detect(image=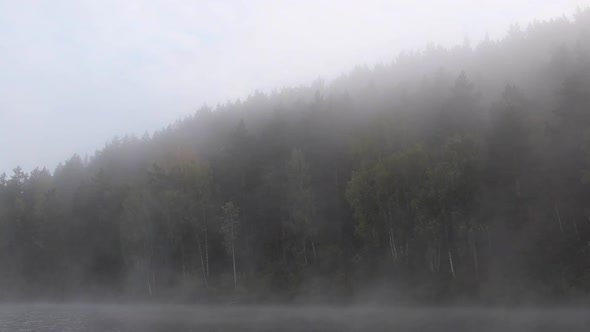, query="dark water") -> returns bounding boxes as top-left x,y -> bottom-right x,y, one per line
0,304 -> 589,331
